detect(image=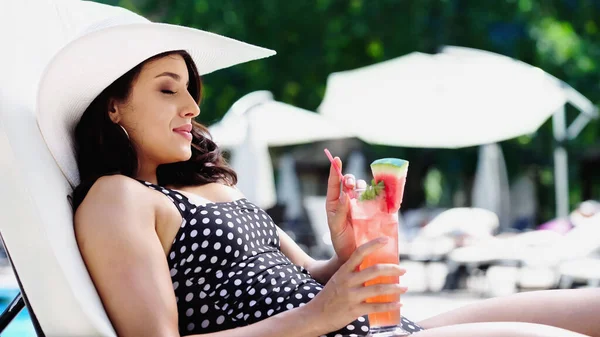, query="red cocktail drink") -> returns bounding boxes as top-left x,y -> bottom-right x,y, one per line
351,198 -> 401,327
350,159 -> 409,336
